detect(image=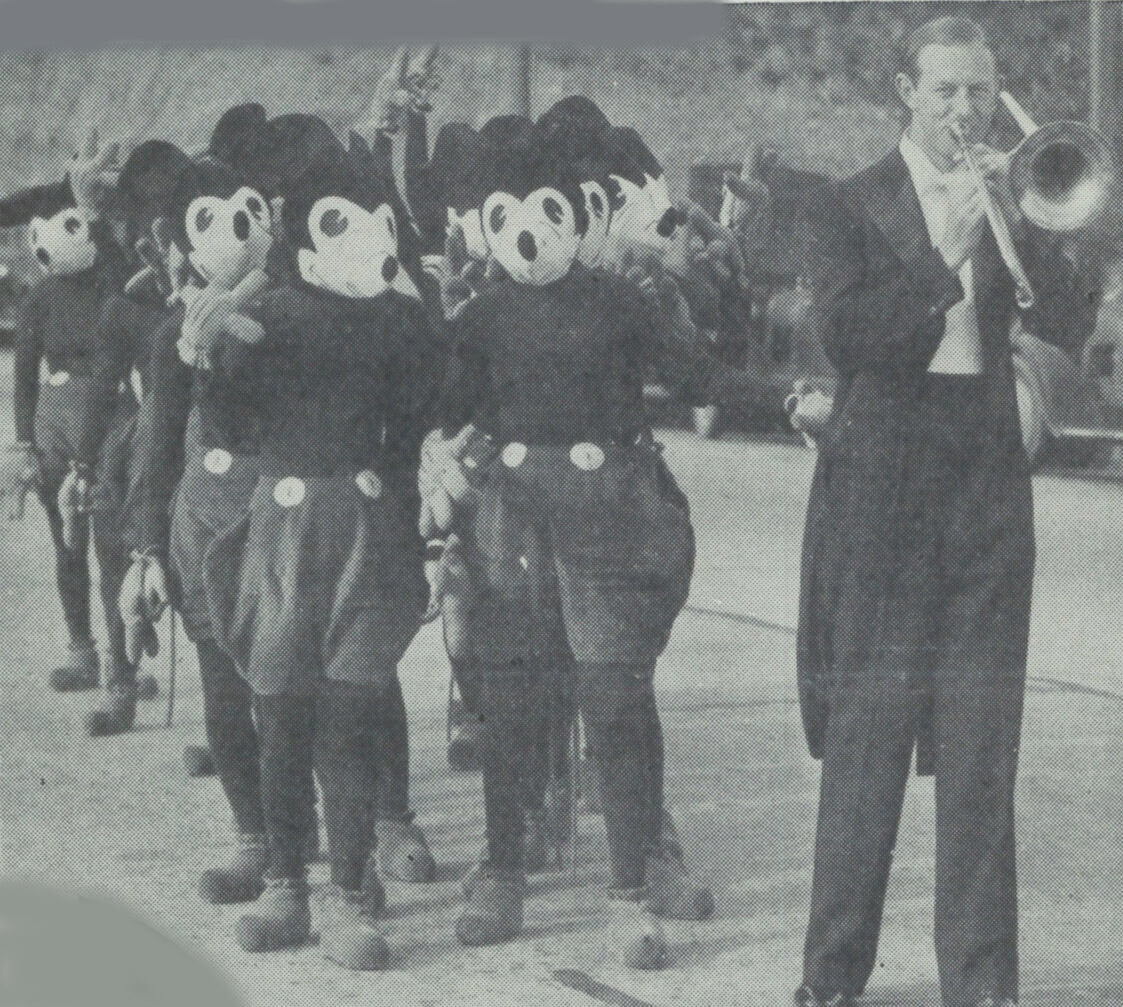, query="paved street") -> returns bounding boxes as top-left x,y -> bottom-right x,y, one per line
3,352 -> 1123,1006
